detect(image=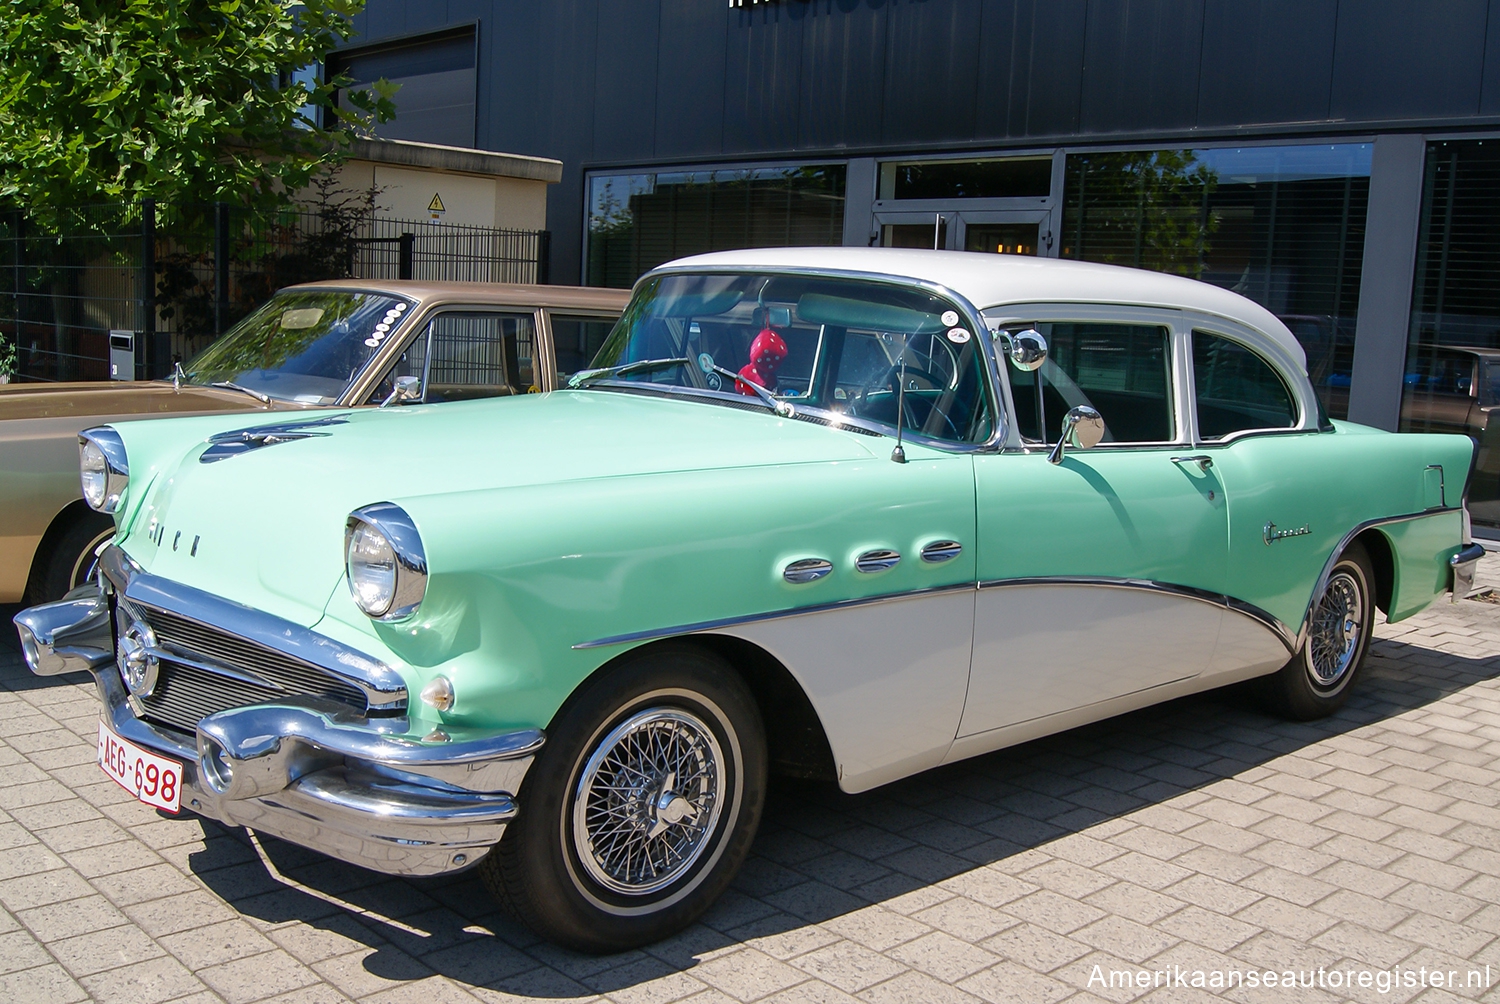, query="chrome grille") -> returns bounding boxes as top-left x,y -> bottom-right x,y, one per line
132,605 -> 367,734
